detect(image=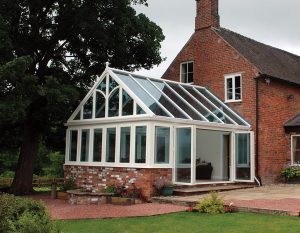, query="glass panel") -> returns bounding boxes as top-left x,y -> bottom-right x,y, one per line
235,133 -> 251,180
97,77 -> 107,93
135,126 -> 147,163
175,128 -> 191,183
196,88 -> 247,125
93,129 -> 102,162
188,62 -> 194,73
95,91 -> 105,118
122,90 -> 134,116
109,76 -> 118,93
114,72 -> 170,117
169,84 -> 216,121
235,76 -> 241,100
74,111 -> 81,120
293,137 -> 300,164
181,63 -> 187,75
108,88 -> 119,117
80,129 -> 90,162
120,127 -> 131,163
136,104 -> 146,115
69,130 -> 78,162
83,96 -> 93,119
135,77 -> 188,119
152,80 -> 203,121
187,73 -> 194,83
155,127 -> 170,164
106,128 -> 116,163
227,78 -> 233,100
